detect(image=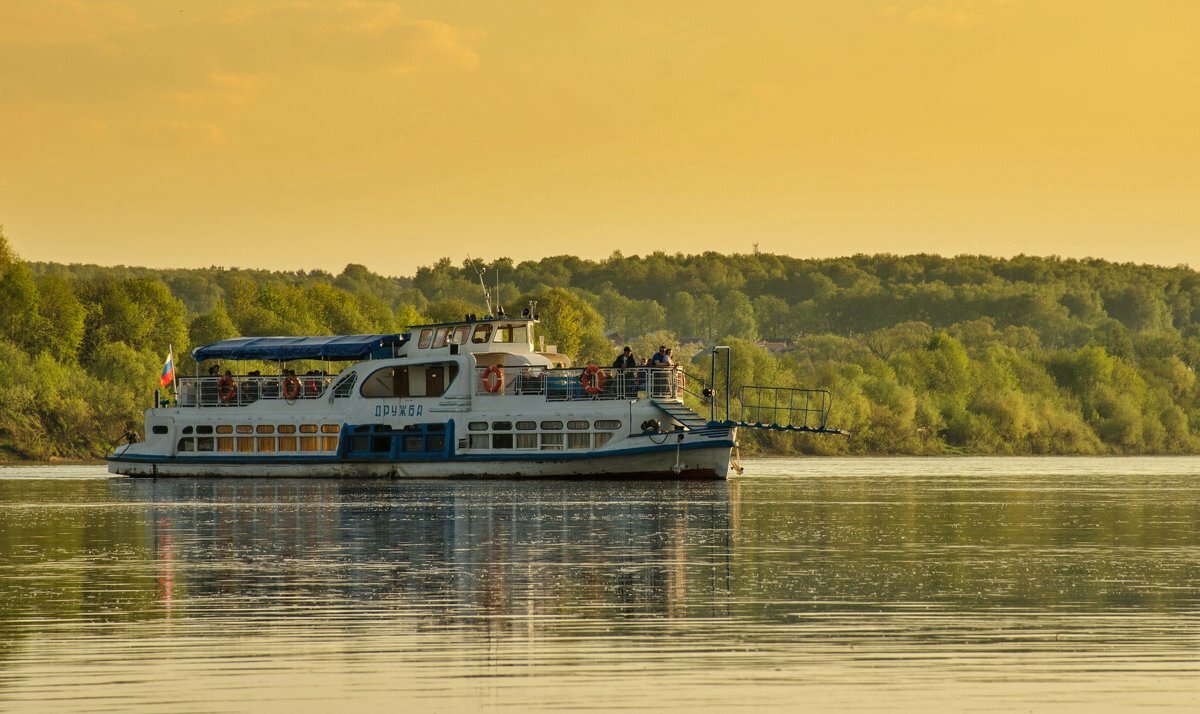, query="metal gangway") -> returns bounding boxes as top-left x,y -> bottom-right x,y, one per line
691,345 -> 846,434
